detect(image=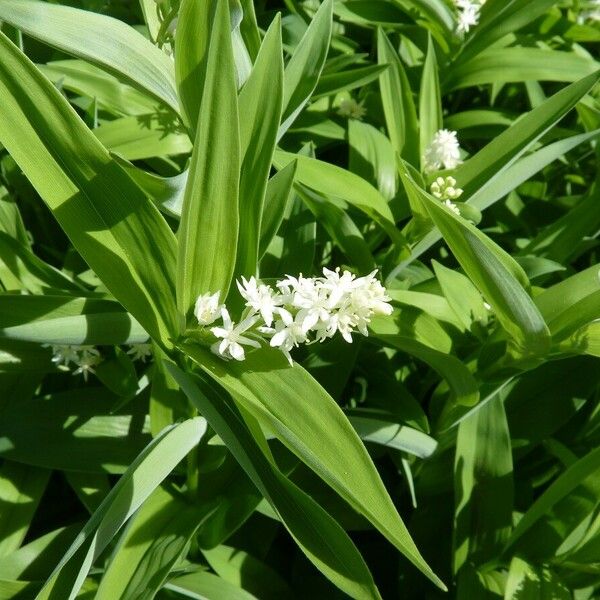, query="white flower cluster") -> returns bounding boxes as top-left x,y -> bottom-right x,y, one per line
47,342 -> 153,381
423,129 -> 463,173
48,344 -> 101,381
455,0 -> 487,34
194,268 -> 394,365
337,98 -> 367,120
